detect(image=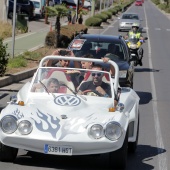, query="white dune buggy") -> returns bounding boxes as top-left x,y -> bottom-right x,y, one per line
0,56 -> 140,169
